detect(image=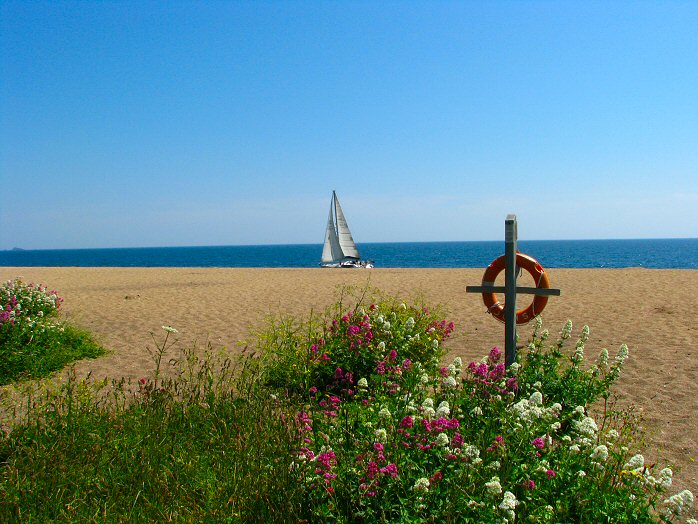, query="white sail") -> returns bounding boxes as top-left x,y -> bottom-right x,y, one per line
333,193 -> 360,260
321,205 -> 343,264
